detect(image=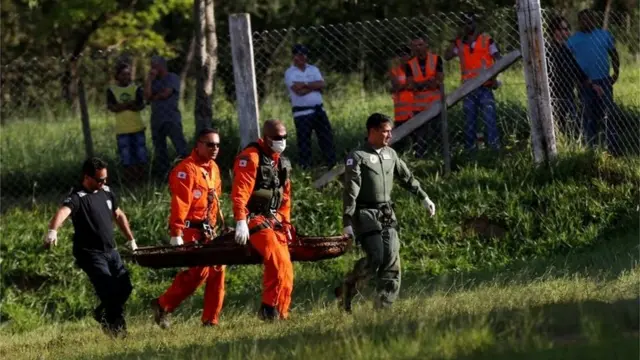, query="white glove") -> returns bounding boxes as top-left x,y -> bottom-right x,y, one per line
422,198 -> 436,217
343,226 -> 354,238
234,220 -> 249,246
170,236 -> 184,246
125,239 -> 138,251
44,229 -> 57,247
